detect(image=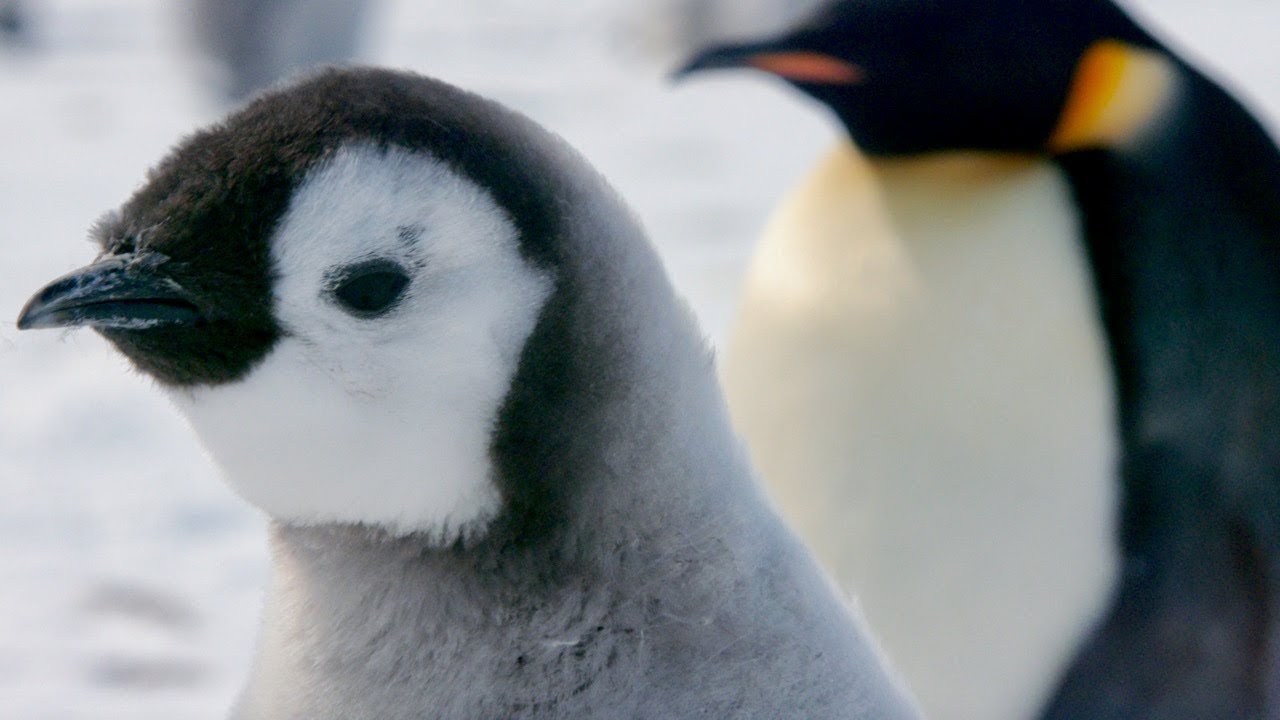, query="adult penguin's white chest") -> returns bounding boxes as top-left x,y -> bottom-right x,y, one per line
722,142 -> 1118,720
